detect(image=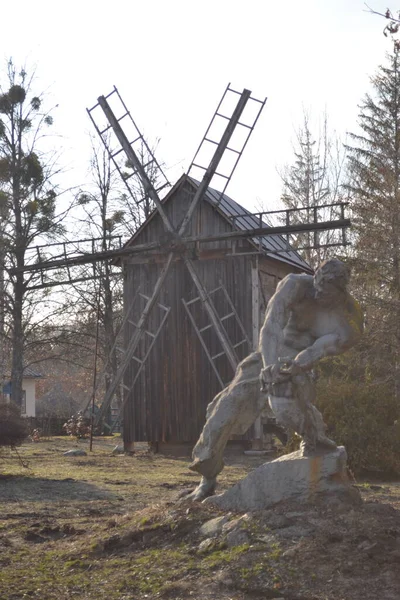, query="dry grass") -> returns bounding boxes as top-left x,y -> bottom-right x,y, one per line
1,437 -> 400,600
